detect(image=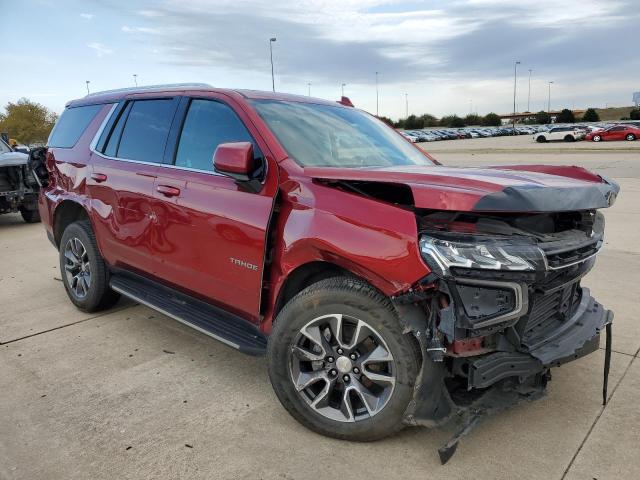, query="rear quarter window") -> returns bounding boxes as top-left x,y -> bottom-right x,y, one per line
48,104 -> 103,148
